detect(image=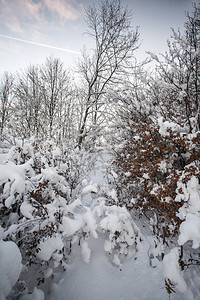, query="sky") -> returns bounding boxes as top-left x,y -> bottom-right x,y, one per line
0,0 -> 194,74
